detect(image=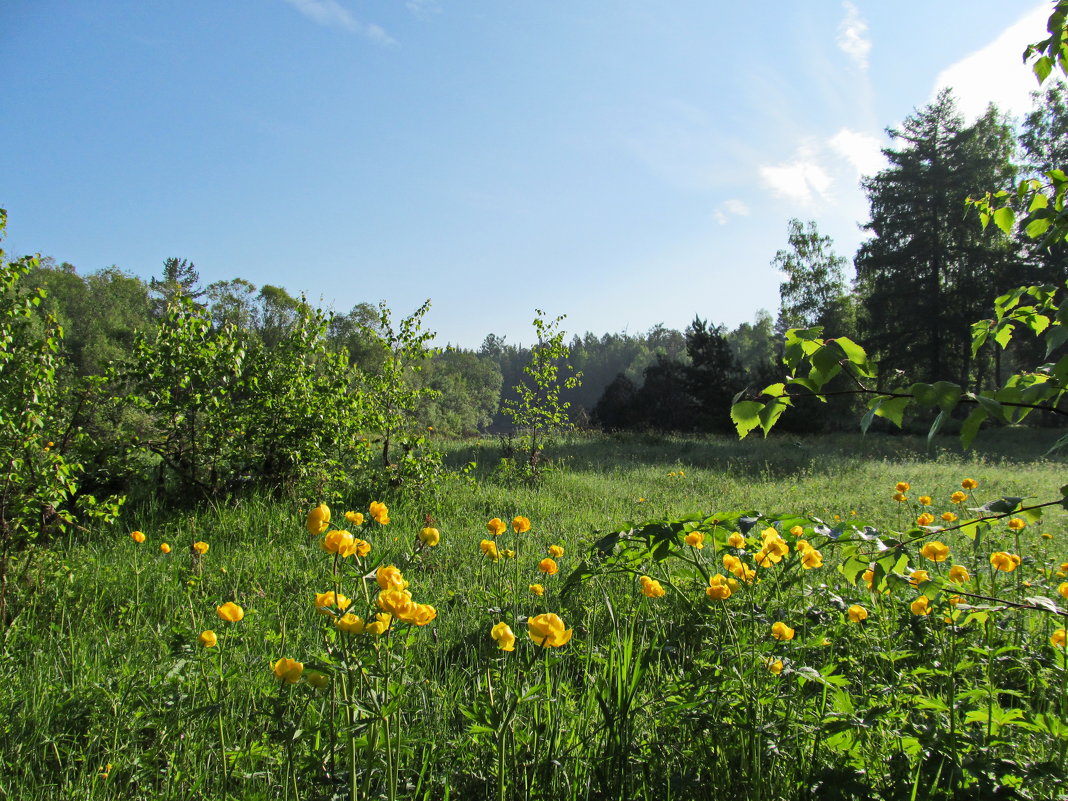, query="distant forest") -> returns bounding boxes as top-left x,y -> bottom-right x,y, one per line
14,87 -> 1068,453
